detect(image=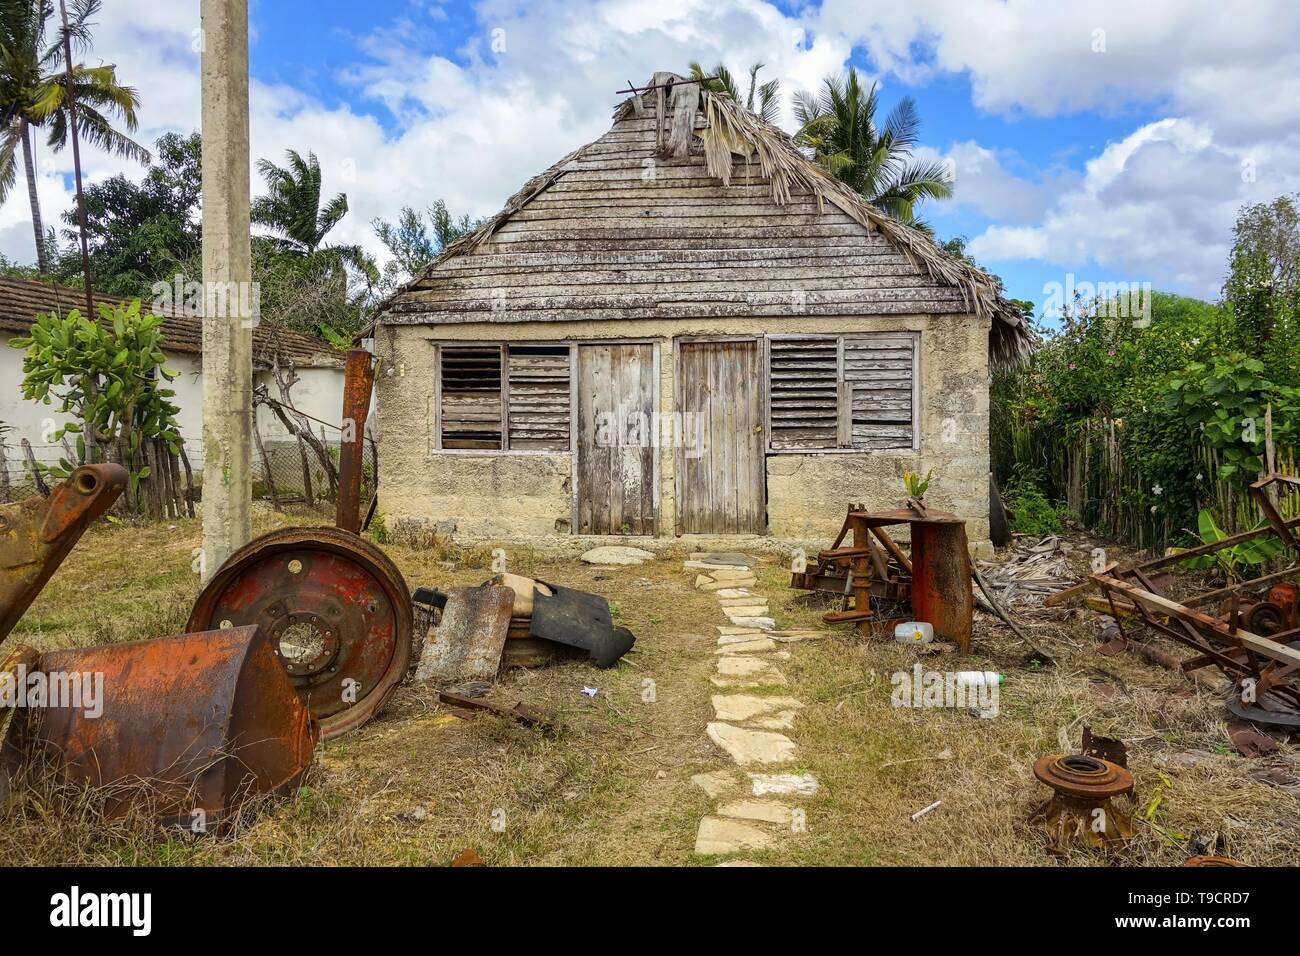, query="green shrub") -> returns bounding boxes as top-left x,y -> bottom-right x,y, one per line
1004,476 -> 1064,536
